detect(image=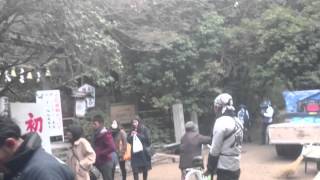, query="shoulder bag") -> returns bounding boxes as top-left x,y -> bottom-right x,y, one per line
72,148 -> 102,180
